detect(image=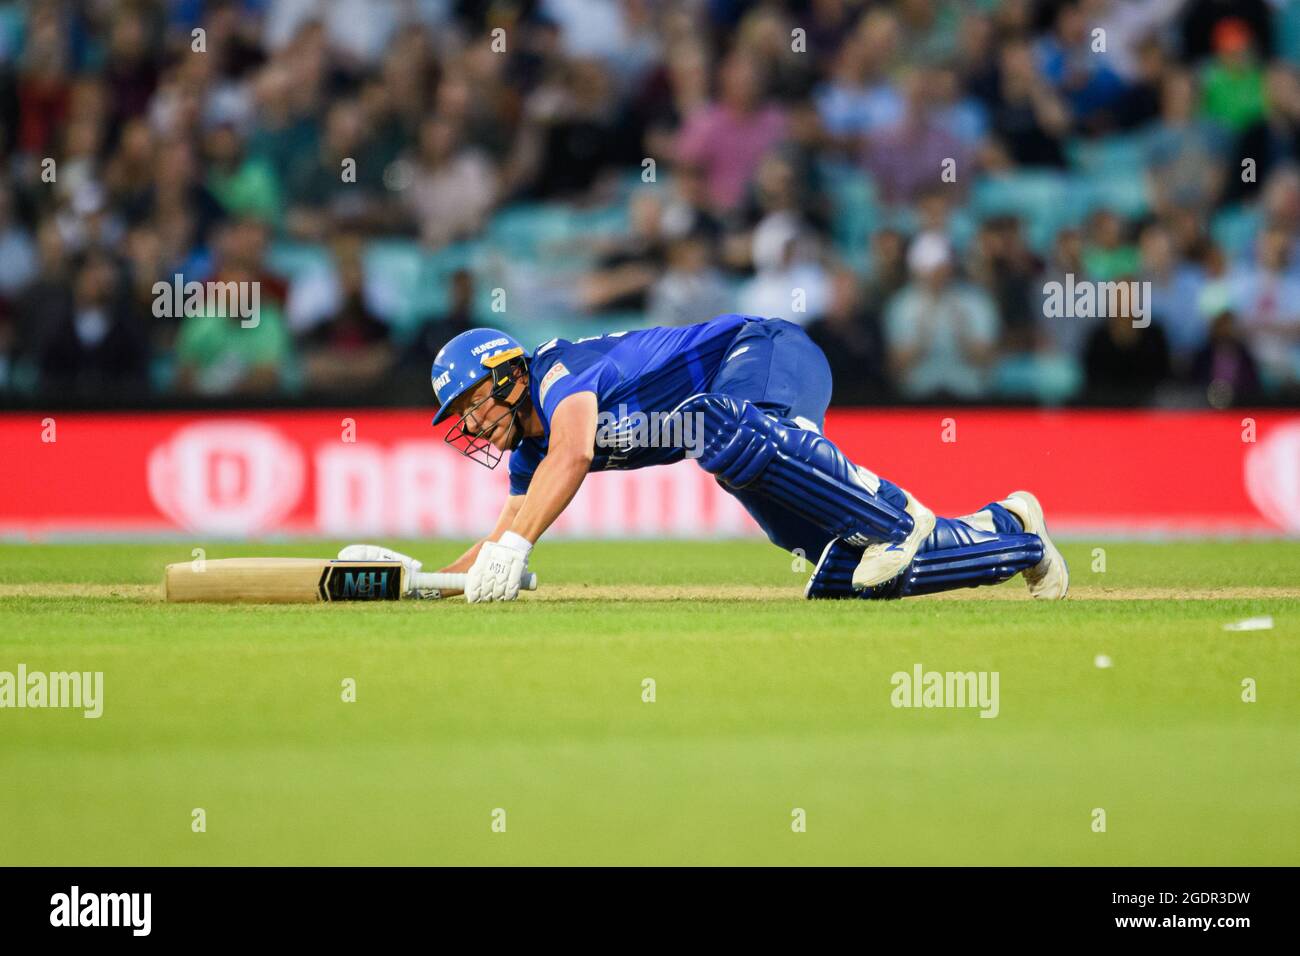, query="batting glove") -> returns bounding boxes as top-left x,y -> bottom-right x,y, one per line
465,532 -> 532,604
